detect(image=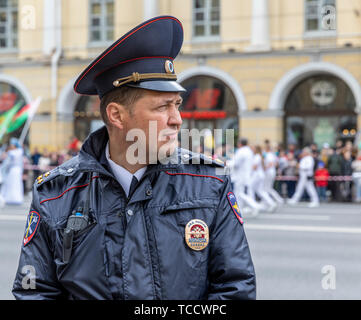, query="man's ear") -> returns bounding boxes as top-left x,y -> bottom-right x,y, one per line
106,102 -> 127,130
